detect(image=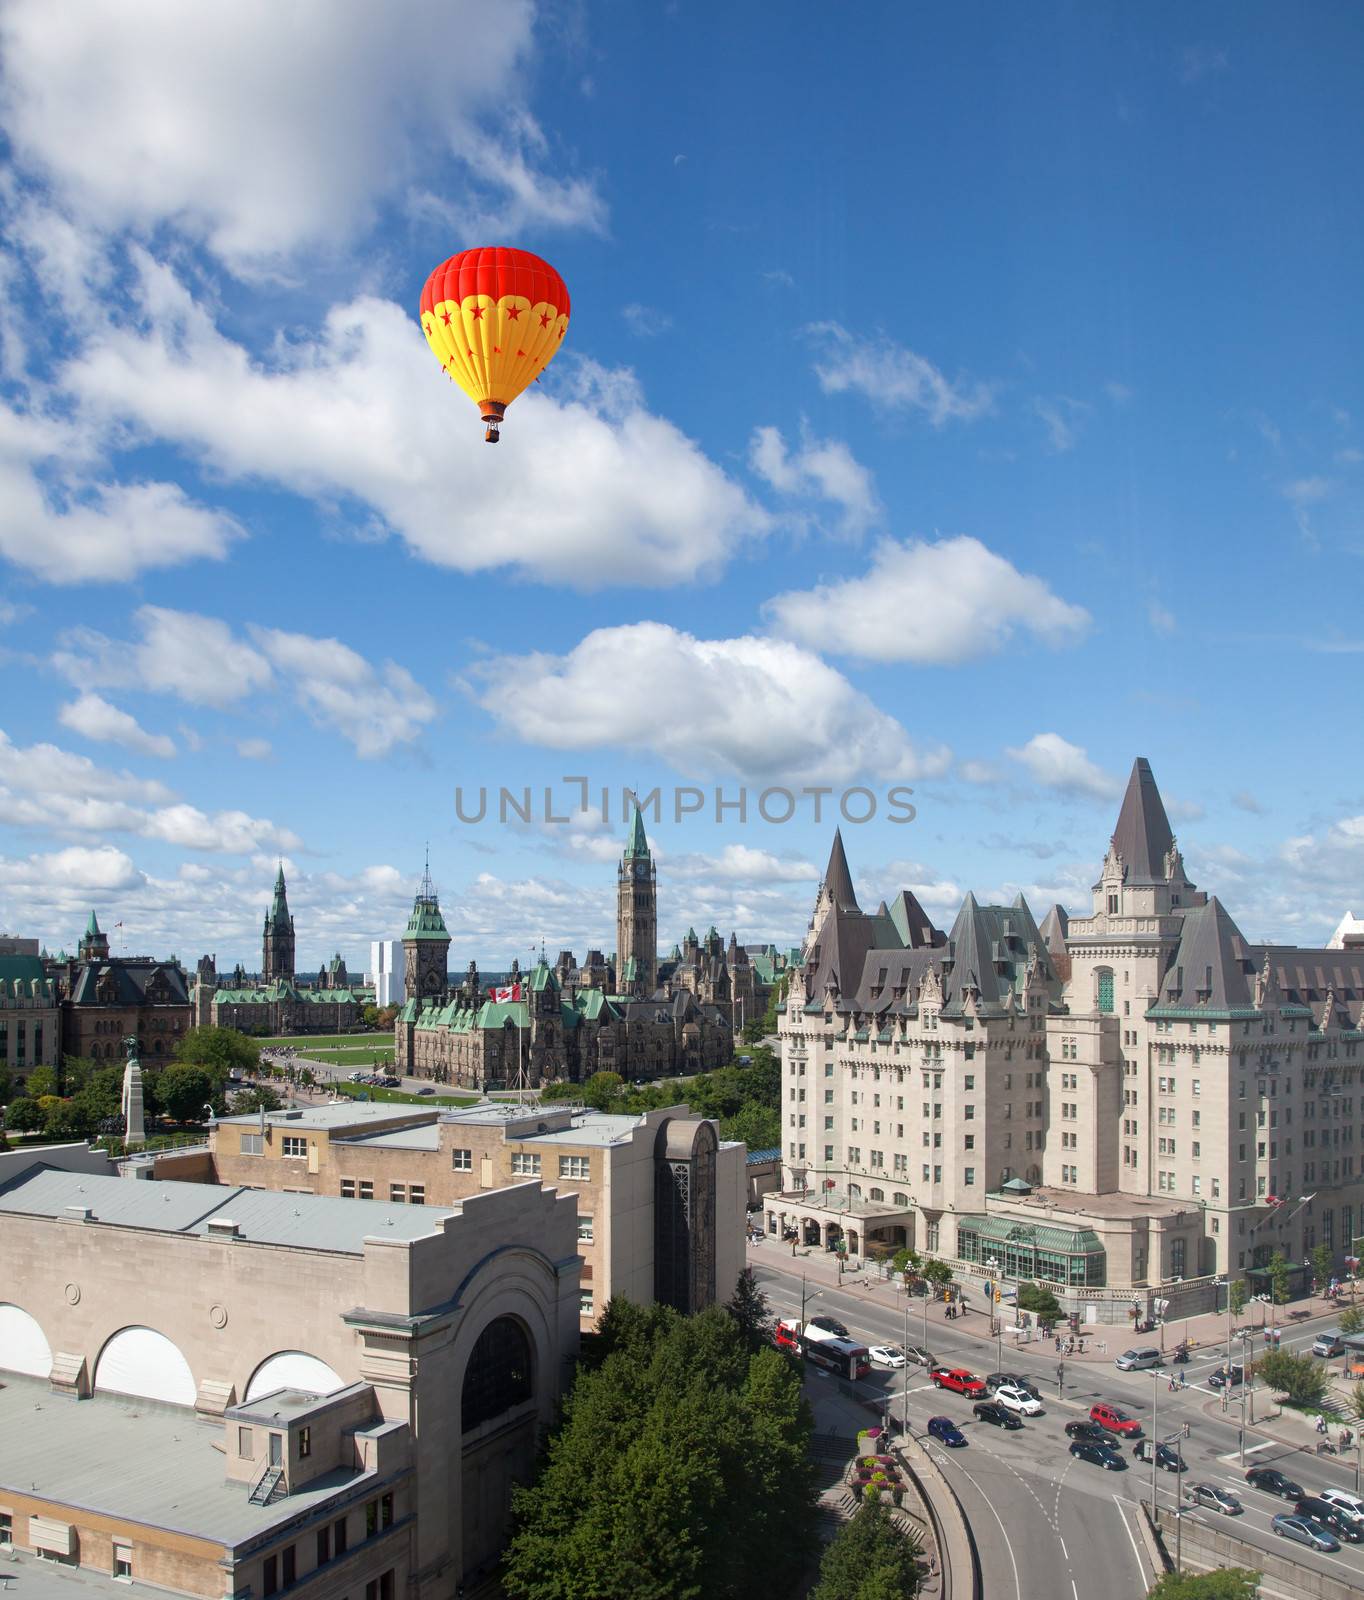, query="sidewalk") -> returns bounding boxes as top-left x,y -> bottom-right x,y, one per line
749,1238 -> 1353,1366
